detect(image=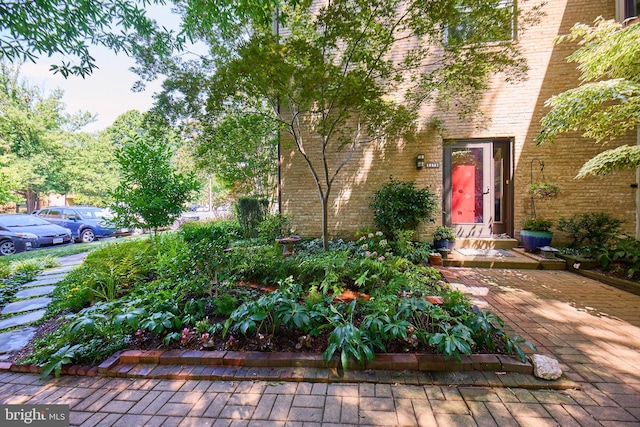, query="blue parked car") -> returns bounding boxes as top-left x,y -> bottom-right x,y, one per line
0,229 -> 38,256
0,214 -> 71,248
34,206 -> 117,243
